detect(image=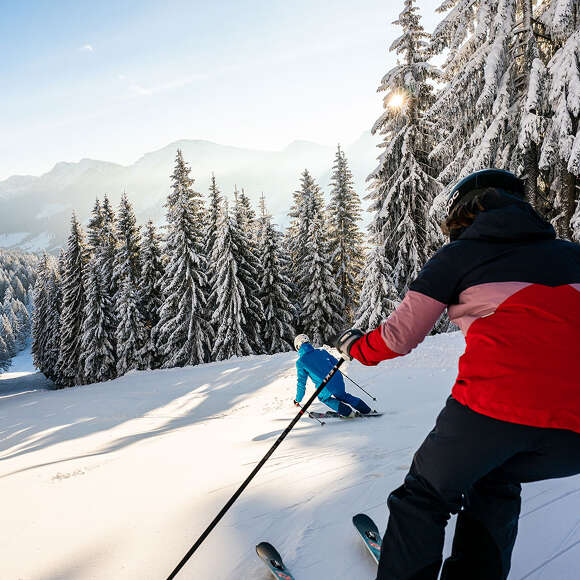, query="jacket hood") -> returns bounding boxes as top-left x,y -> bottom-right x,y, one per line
299,343 -> 315,356
455,202 -> 556,243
